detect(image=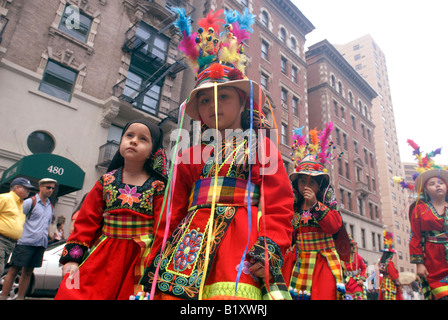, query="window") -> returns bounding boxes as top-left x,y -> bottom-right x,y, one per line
280,28 -> 286,43
281,88 -> 288,107
261,11 -> 269,27
58,4 -> 92,42
281,123 -> 288,145
358,197 -> 364,215
39,60 -> 78,101
135,22 -> 169,61
260,72 -> 269,91
27,131 -> 55,154
290,37 -> 297,51
124,69 -> 161,115
281,56 -> 287,74
292,66 -> 298,83
347,192 -> 352,210
292,97 -> 298,116
261,40 -> 269,60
